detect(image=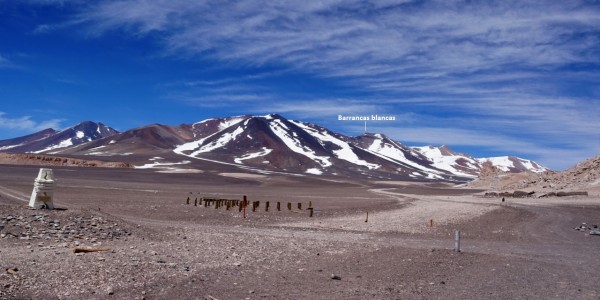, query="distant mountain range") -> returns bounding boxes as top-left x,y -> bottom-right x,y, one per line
0,121 -> 117,153
0,114 -> 547,181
